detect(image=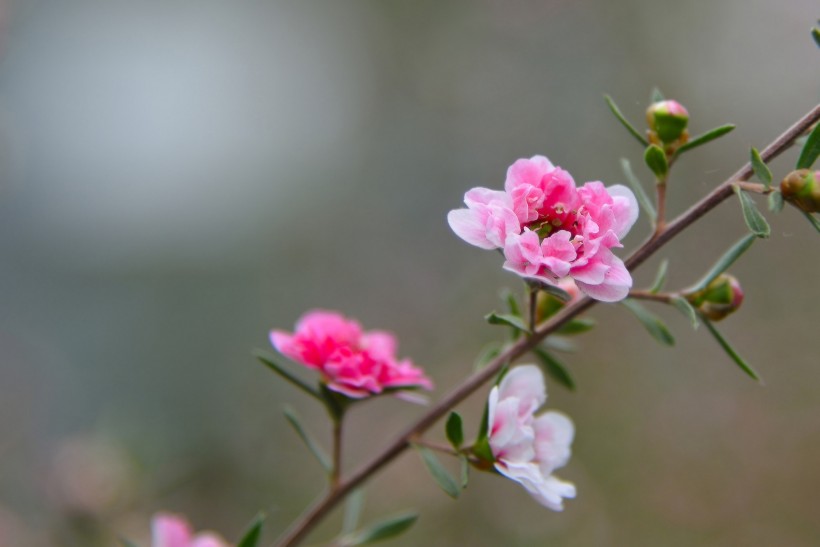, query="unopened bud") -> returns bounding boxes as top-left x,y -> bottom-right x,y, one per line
646,100 -> 689,145
780,169 -> 820,213
688,274 -> 744,321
